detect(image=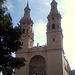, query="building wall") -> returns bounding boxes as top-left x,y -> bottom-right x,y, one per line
15,47 -> 66,75
62,53 -> 70,75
